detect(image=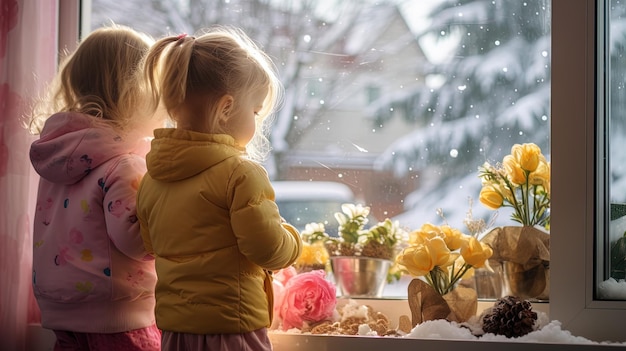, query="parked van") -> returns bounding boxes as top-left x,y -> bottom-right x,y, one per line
272,181 -> 356,237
